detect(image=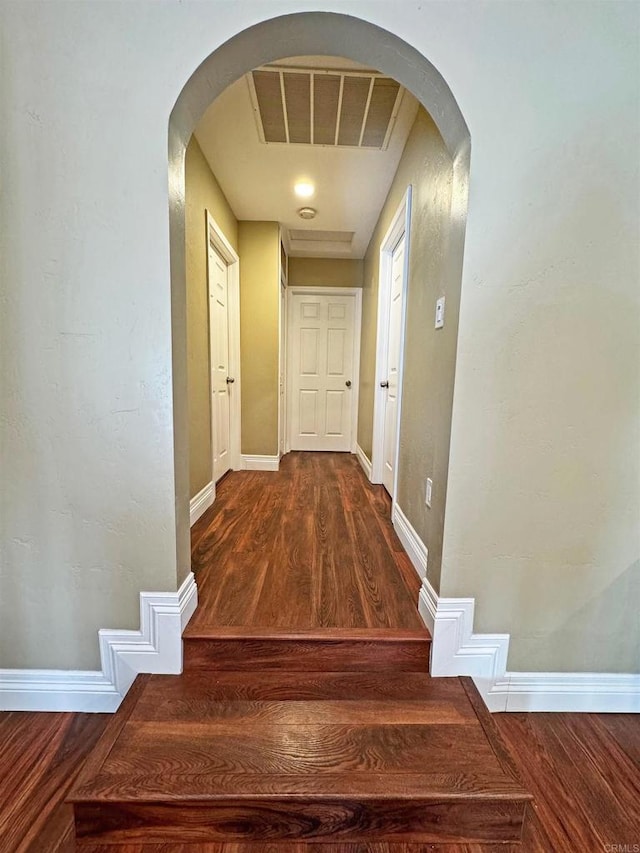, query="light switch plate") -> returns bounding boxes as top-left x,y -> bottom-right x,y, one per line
435,296 -> 445,329
426,478 -> 433,507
